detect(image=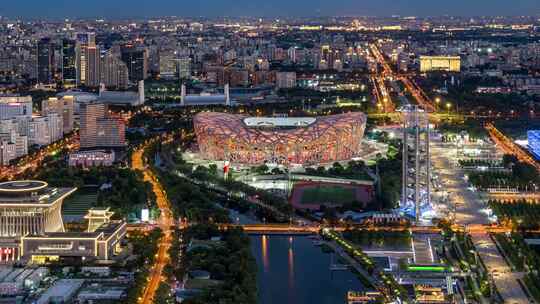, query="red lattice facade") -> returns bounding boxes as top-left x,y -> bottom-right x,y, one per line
193,112 -> 367,165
